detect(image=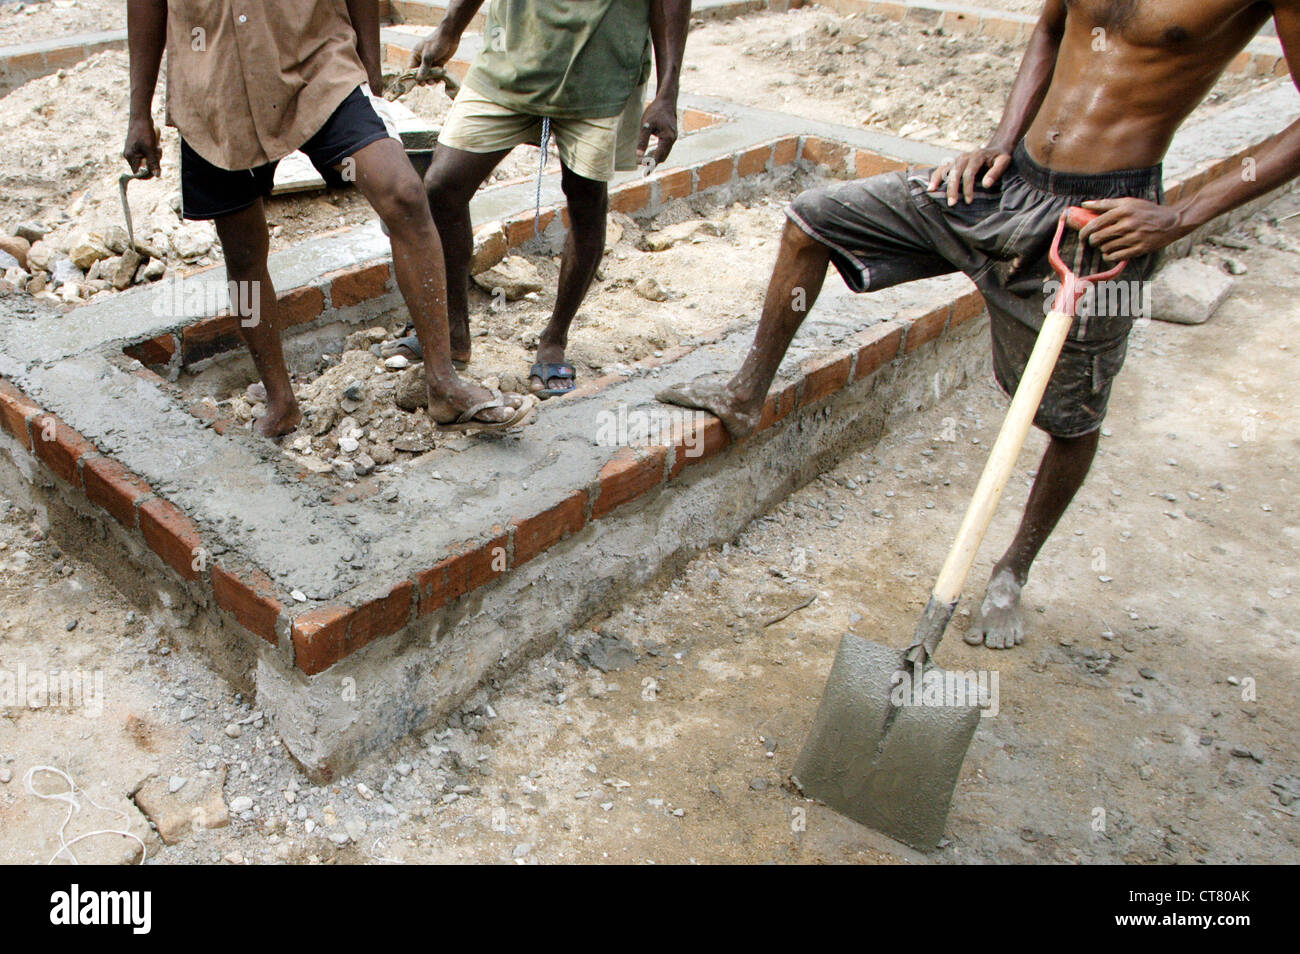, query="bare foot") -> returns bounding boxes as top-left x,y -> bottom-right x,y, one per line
656,373 -> 762,439
254,401 -> 302,438
965,568 -> 1025,649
